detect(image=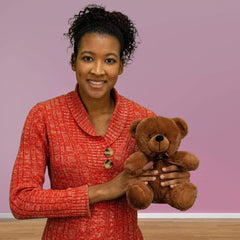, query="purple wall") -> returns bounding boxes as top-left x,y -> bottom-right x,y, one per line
1,0 -> 240,213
